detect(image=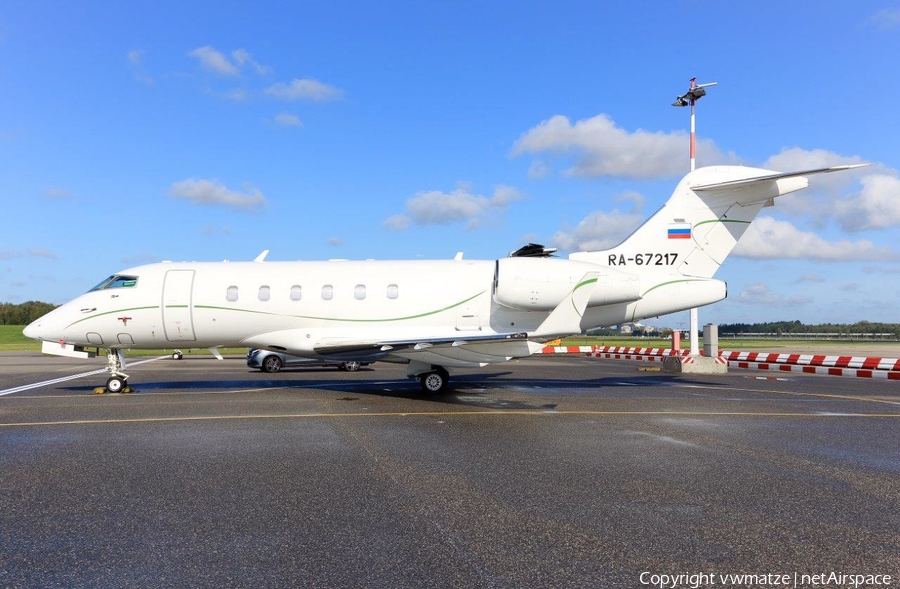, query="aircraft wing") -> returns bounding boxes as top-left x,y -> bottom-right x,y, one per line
315,332 -> 538,368
240,330 -> 539,368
